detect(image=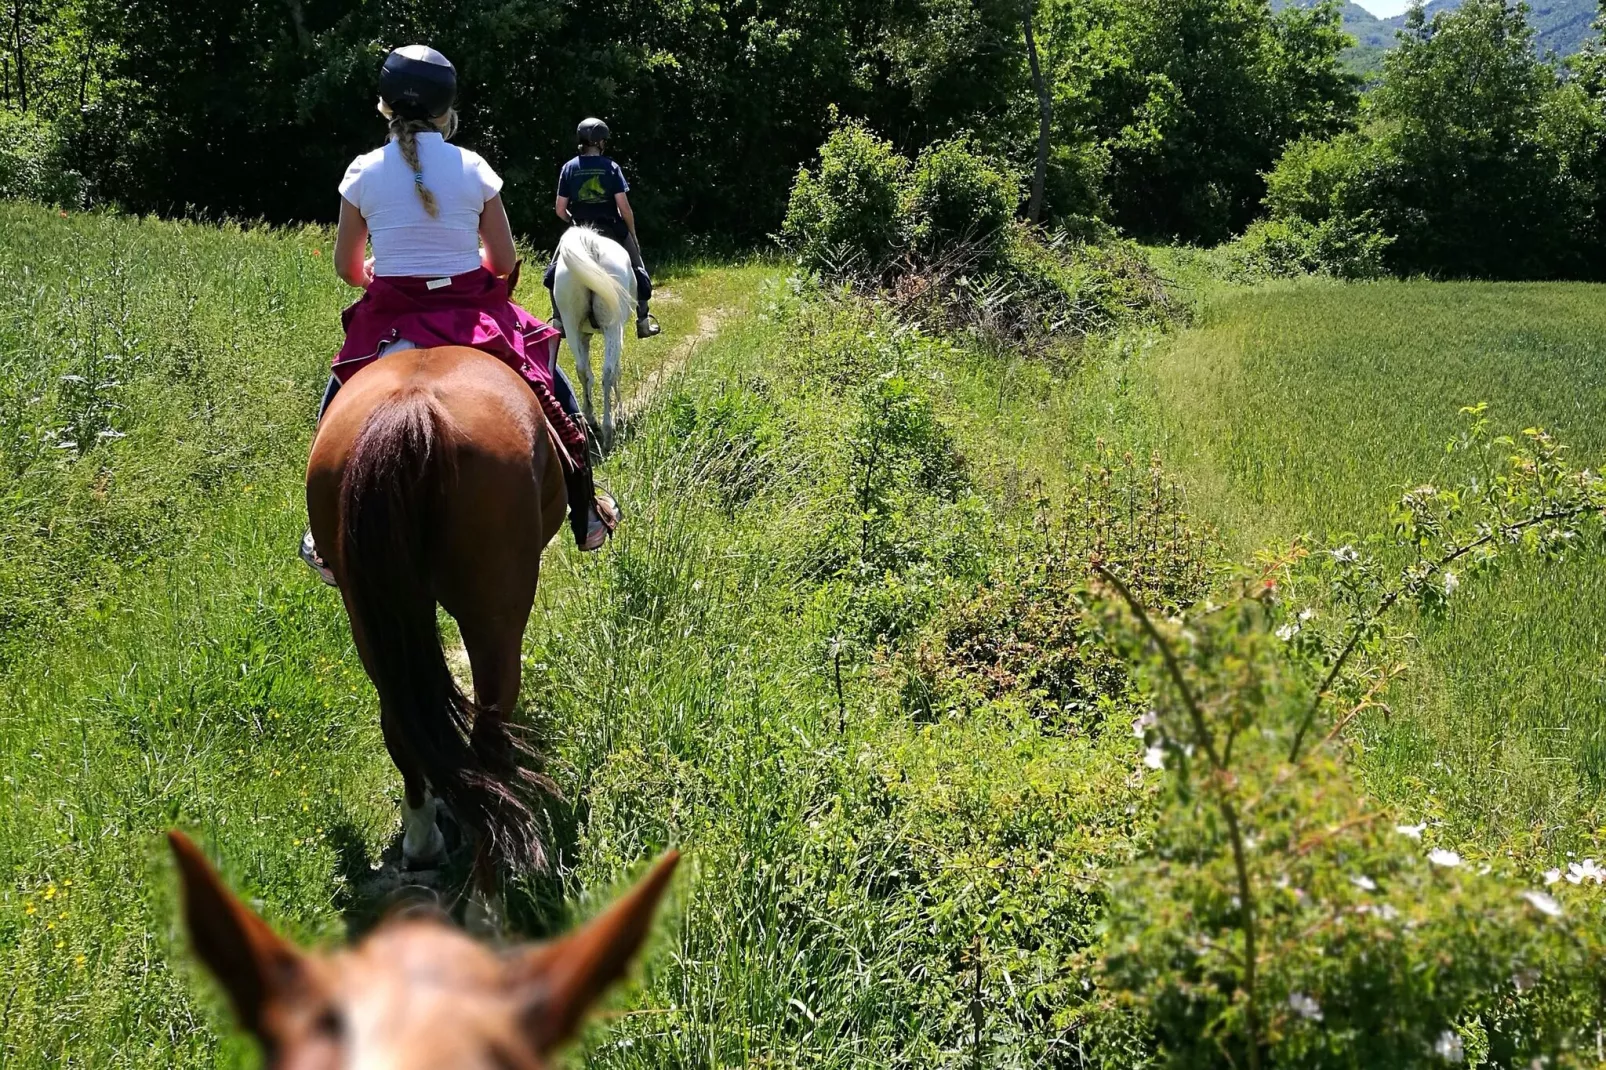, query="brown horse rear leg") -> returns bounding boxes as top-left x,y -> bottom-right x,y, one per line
380,707 -> 446,868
